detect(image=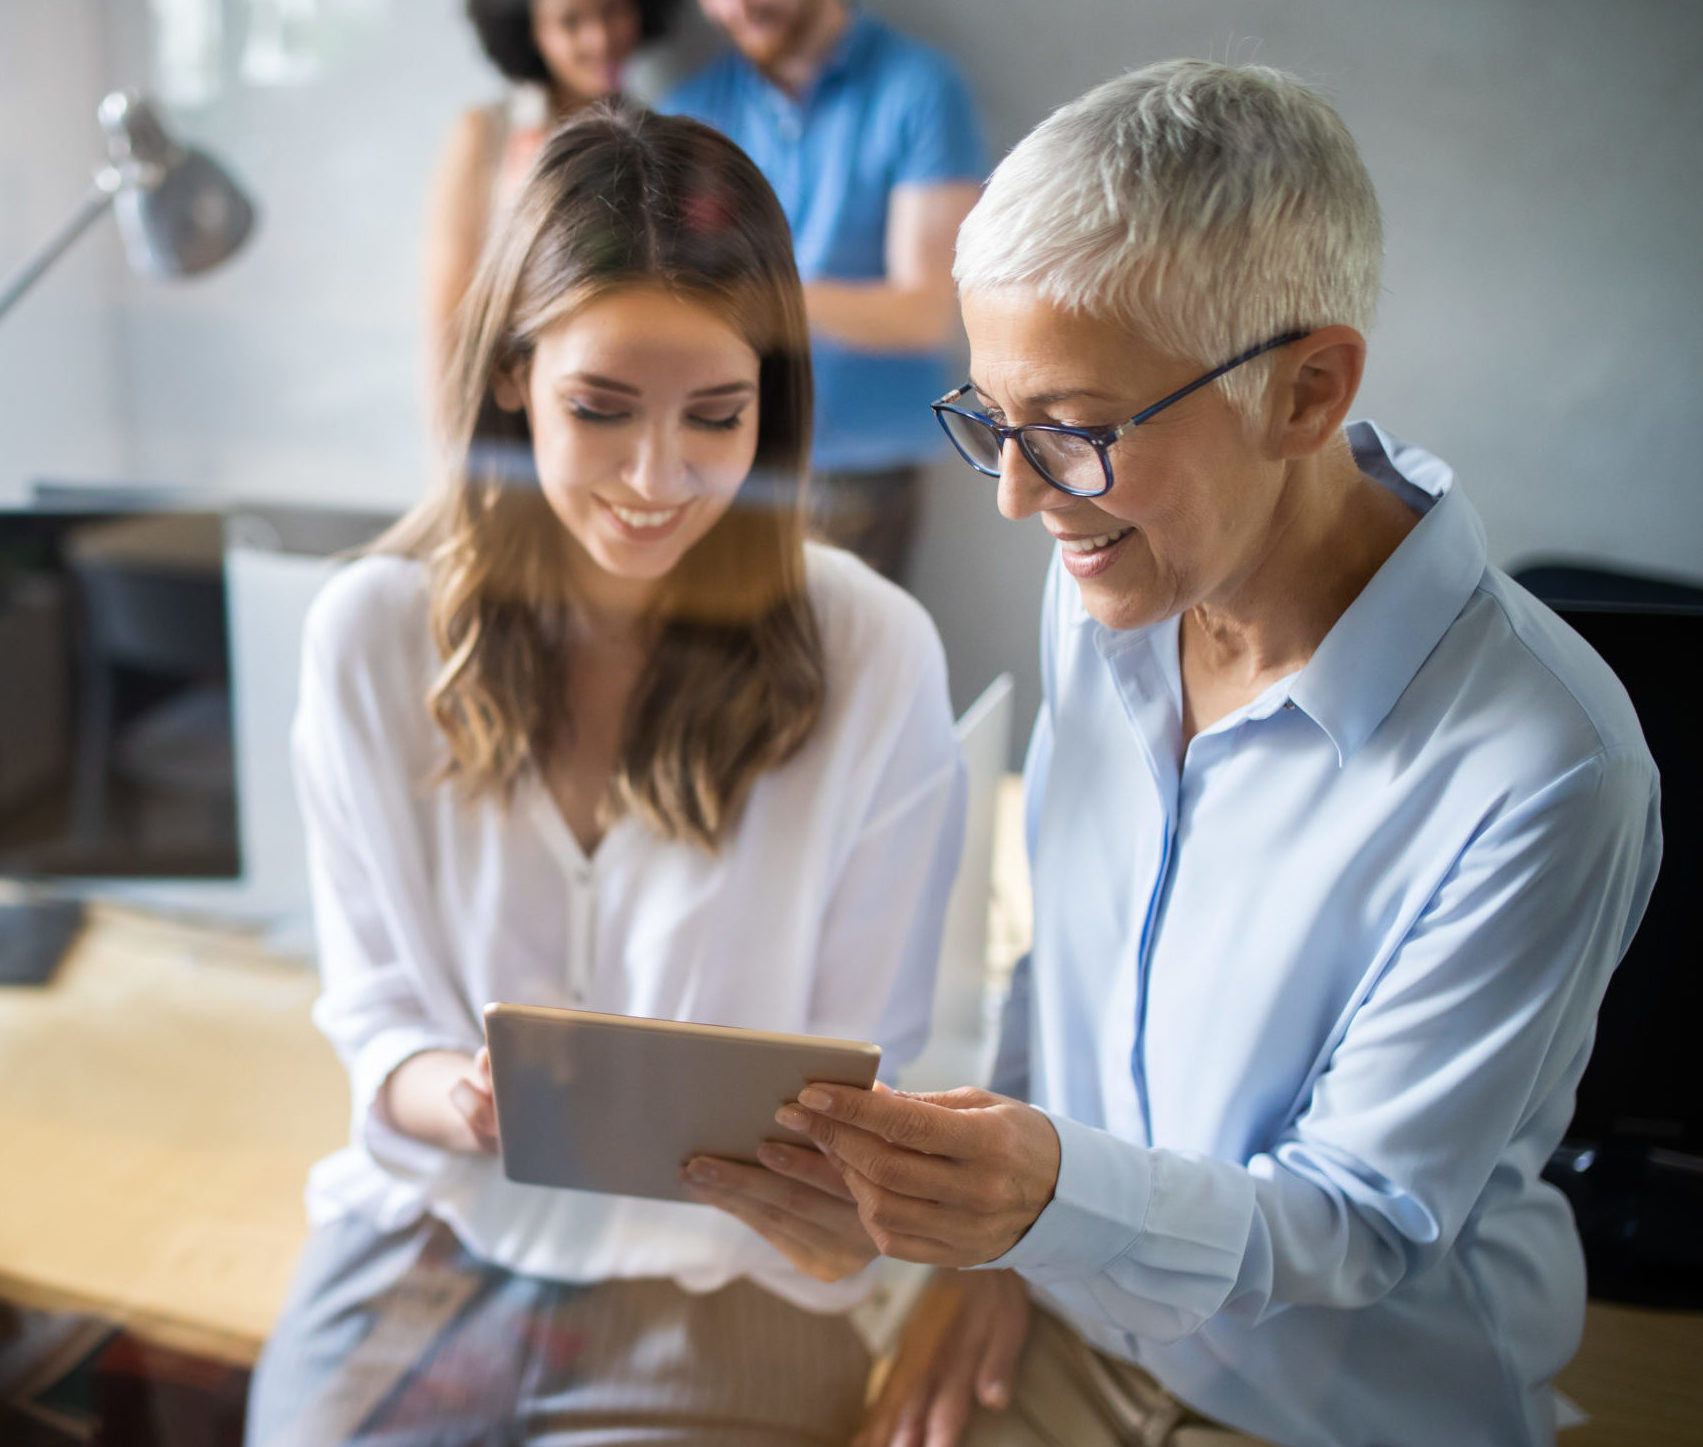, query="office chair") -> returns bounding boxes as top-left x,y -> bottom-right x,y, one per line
1514,557 -> 1703,1308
